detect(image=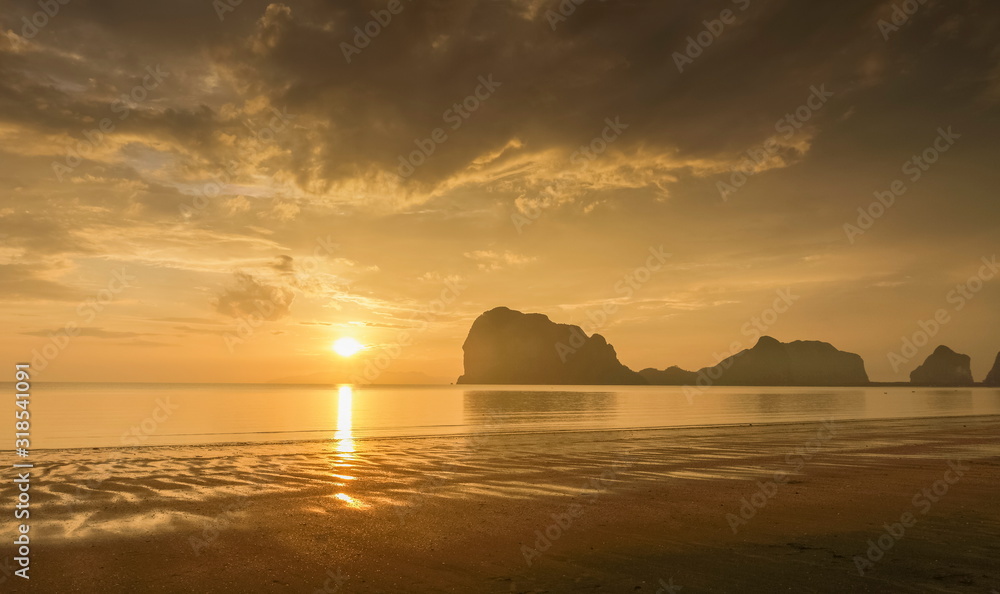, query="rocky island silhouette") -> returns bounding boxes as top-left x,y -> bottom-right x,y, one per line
458,307 -> 999,388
